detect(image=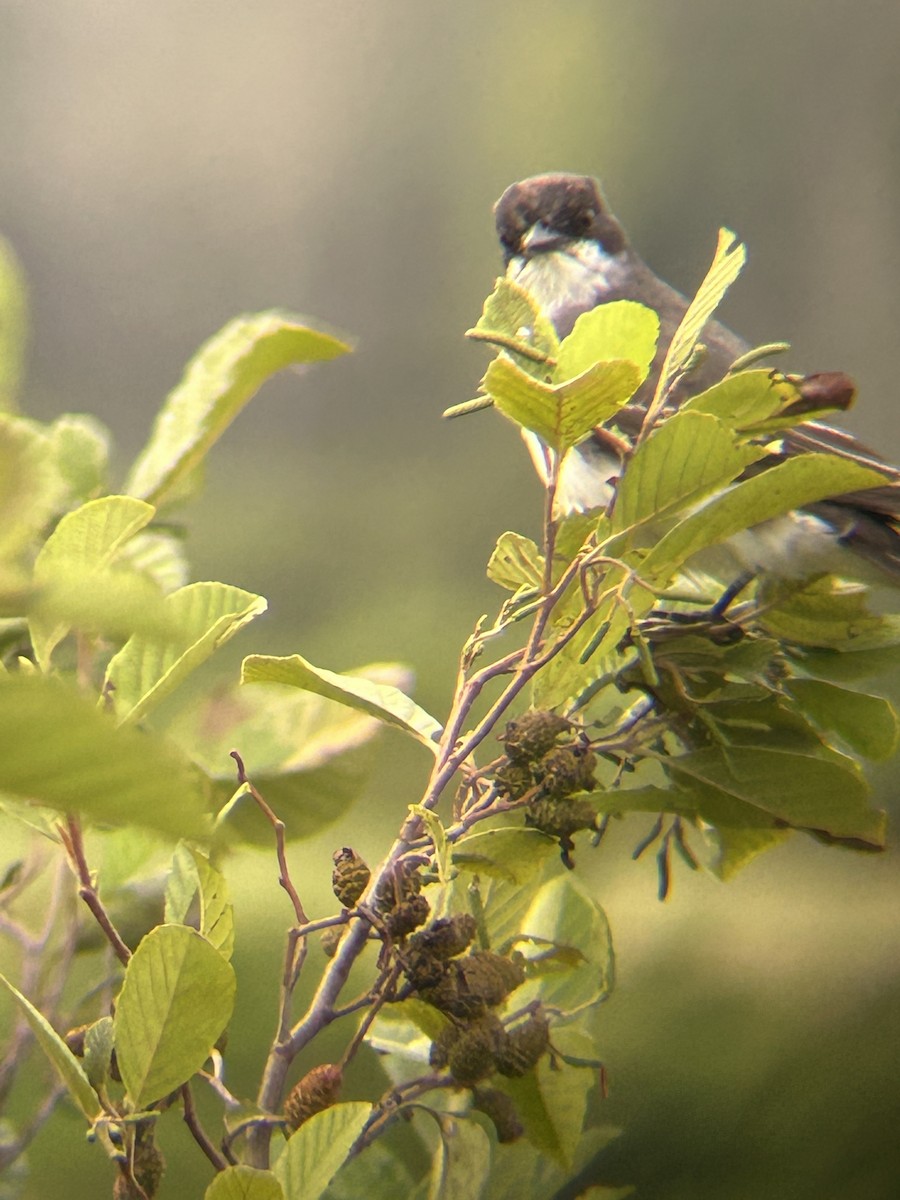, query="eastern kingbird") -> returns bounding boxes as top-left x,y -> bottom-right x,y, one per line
494,173 -> 900,583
